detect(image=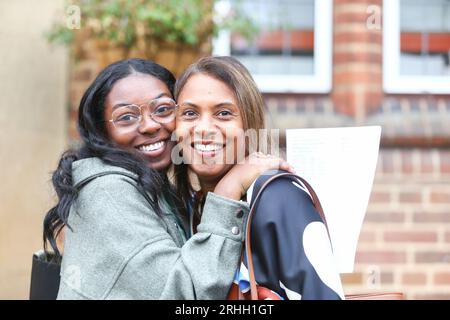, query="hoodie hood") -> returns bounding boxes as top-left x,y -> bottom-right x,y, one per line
72,157 -> 138,187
